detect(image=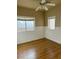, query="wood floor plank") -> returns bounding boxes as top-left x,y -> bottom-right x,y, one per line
17,38 -> 61,59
